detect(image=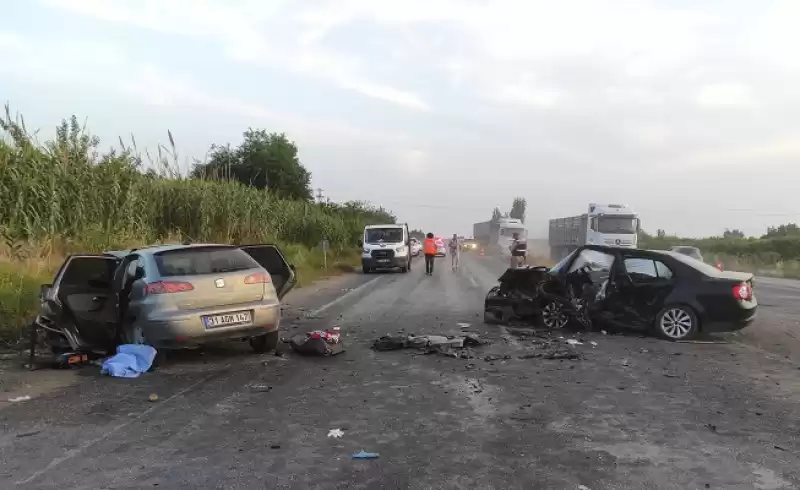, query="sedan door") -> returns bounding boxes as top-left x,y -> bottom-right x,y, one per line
607,256 -> 677,328
239,244 -> 297,299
